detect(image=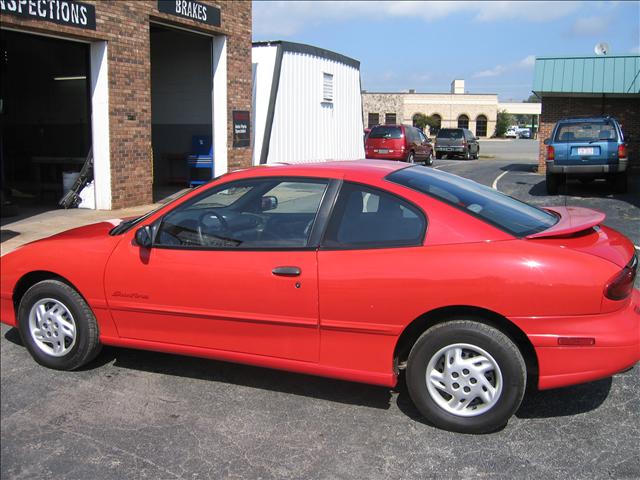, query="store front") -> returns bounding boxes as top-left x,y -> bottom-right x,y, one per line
0,0 -> 252,215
